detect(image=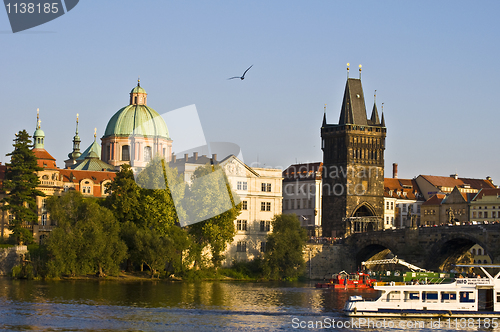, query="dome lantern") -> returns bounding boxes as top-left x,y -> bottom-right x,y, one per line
130,78 -> 147,105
